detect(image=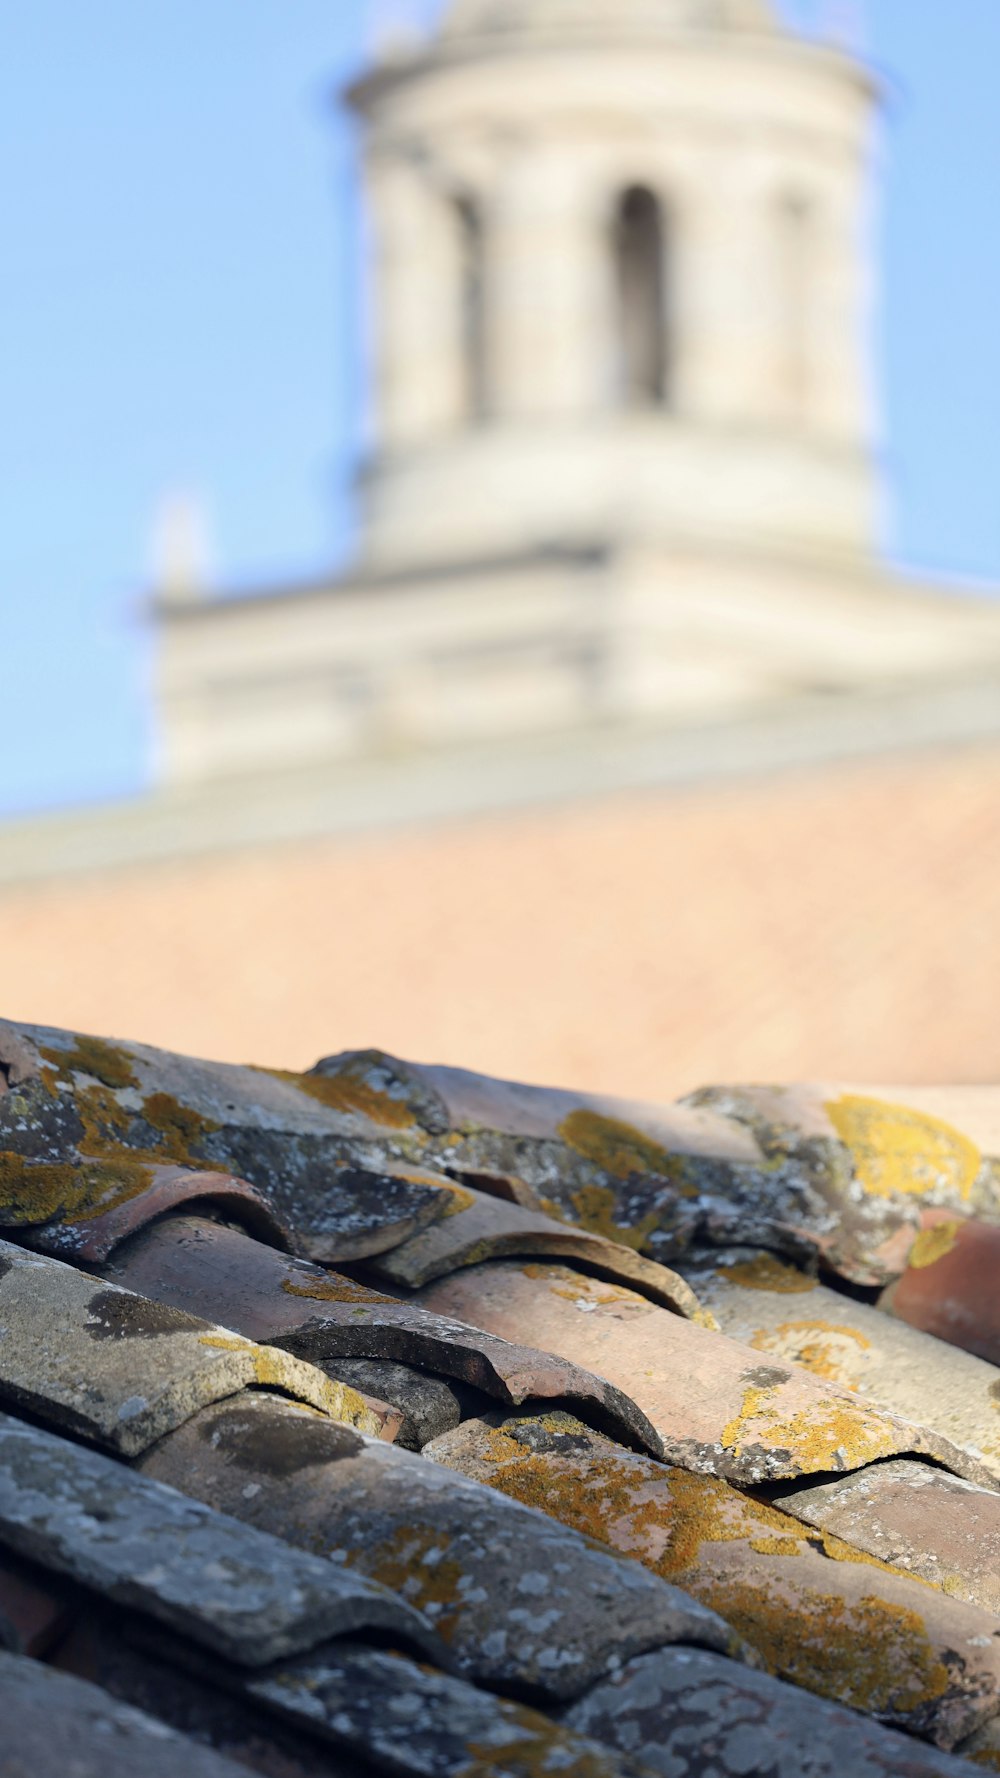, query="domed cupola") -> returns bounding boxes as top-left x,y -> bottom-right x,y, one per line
441,0 -> 778,38
351,0 -> 878,574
